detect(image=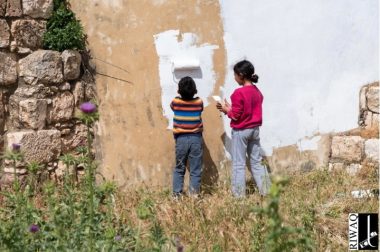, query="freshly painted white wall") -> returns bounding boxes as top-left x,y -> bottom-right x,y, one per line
219,0 -> 379,155
154,30 -> 218,129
